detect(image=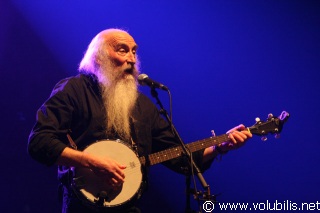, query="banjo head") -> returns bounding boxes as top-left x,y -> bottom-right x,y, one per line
72,139 -> 143,208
